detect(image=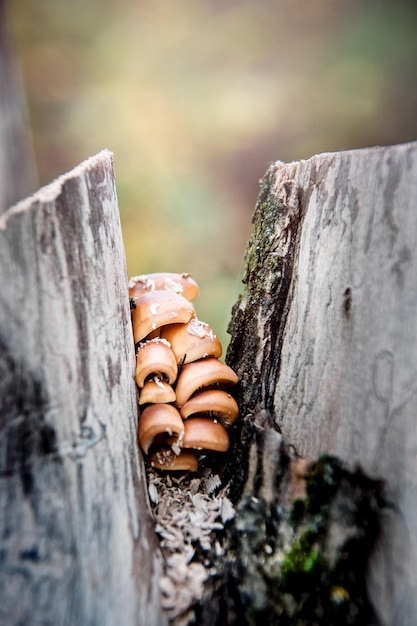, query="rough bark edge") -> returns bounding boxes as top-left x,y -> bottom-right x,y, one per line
226,163 -> 304,417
